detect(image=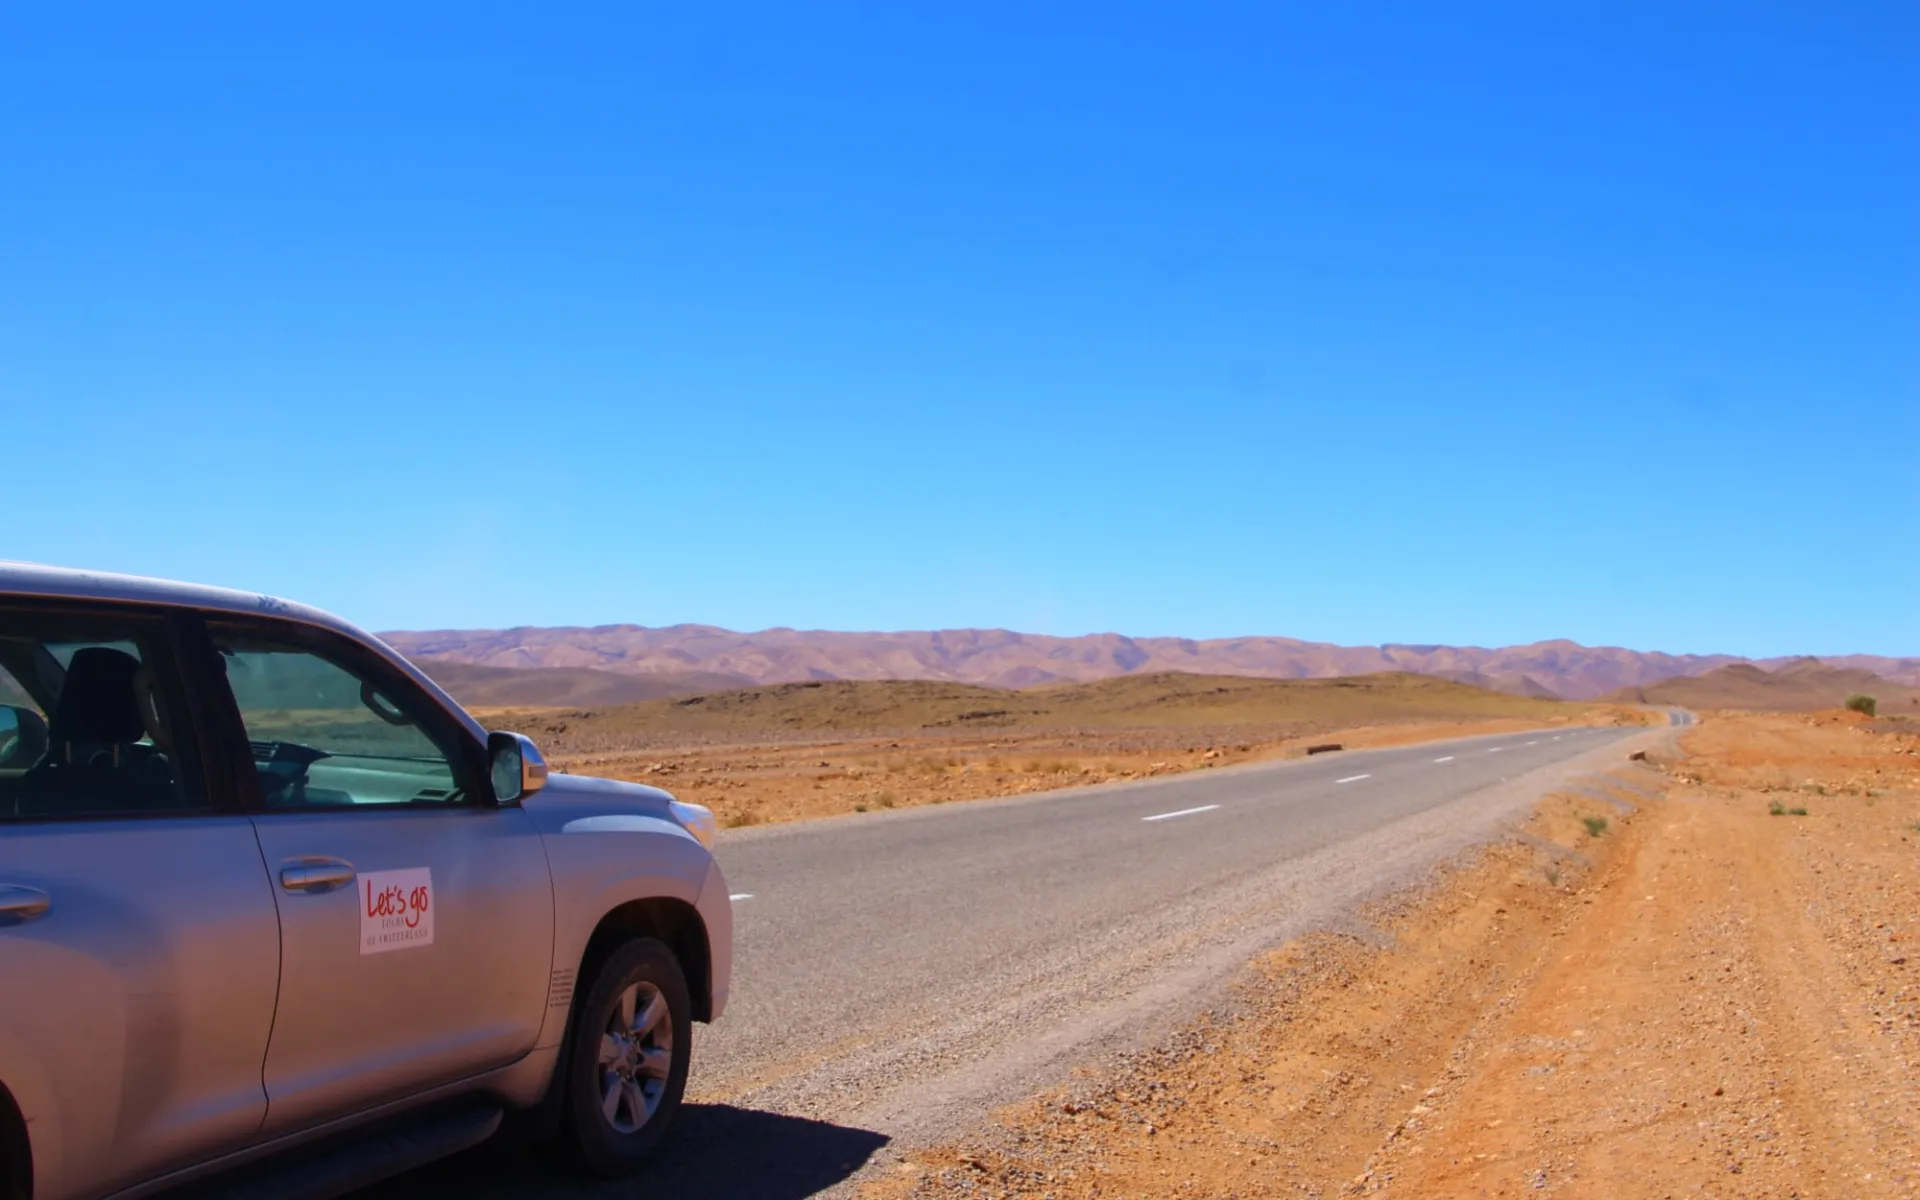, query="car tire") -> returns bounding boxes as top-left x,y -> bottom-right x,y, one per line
559,937 -> 693,1177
